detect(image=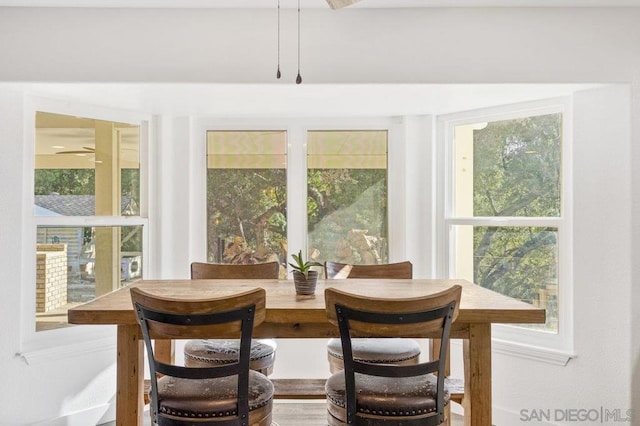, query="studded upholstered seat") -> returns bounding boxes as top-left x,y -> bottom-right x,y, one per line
131,286 -> 274,426
326,337 -> 421,369
183,262 -> 279,376
326,373 -> 449,422
324,285 -> 461,426
157,371 -> 273,421
184,338 -> 277,375
324,261 -> 421,374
